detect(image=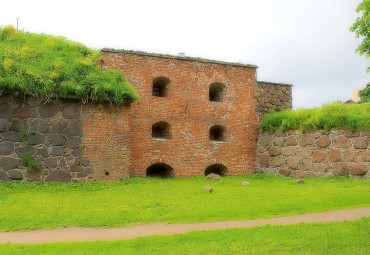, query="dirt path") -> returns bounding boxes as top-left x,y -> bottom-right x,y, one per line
1,207 -> 369,244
